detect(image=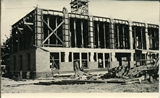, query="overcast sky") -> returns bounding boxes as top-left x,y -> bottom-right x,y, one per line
1,0 -> 159,43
